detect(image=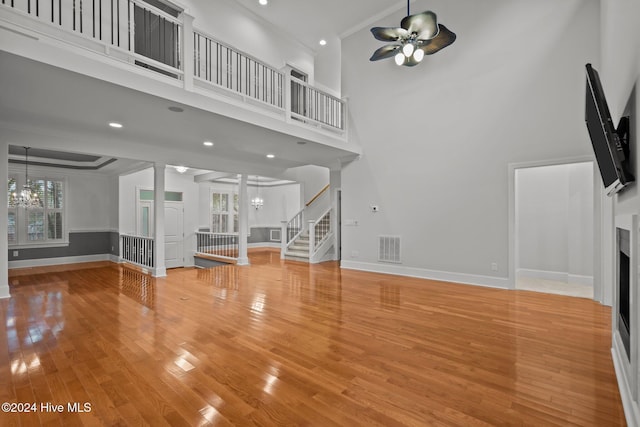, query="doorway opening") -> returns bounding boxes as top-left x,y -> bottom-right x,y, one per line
513,161 -> 595,298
